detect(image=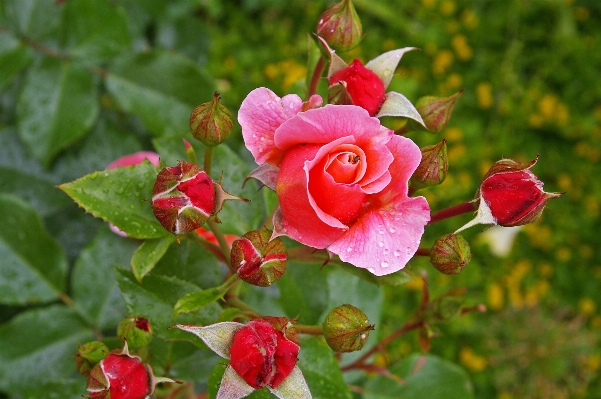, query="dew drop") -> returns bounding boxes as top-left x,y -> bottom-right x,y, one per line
346,247 -> 353,253
383,248 -> 390,255
394,250 -> 401,257
378,241 -> 384,247
380,261 -> 389,268
389,227 -> 396,233
378,230 -> 384,234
